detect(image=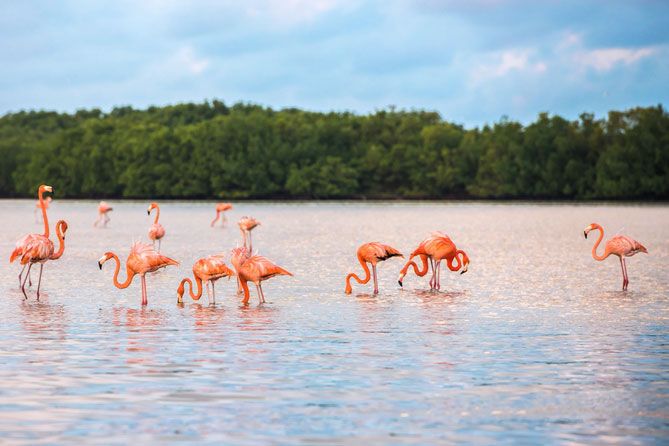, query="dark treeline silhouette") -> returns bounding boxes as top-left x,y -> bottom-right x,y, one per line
1,100 -> 667,199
